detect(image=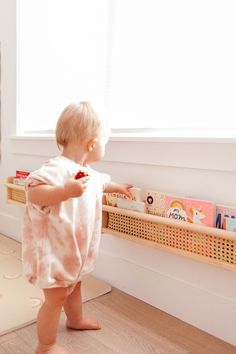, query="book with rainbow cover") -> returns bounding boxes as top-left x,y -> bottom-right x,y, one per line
164,195 -> 214,227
